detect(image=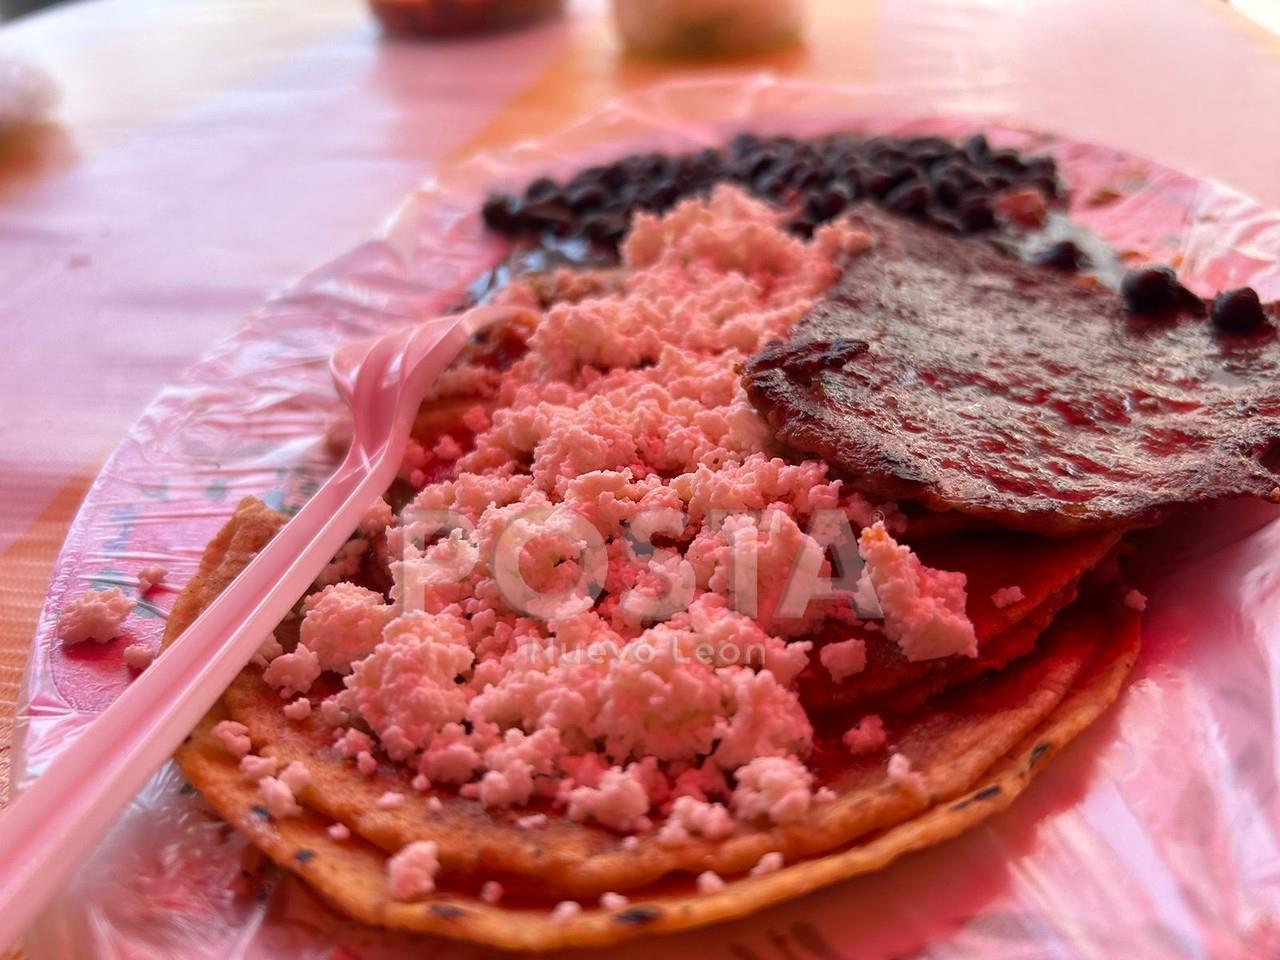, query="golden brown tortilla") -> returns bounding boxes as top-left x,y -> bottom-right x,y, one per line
170,499 -> 1137,949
